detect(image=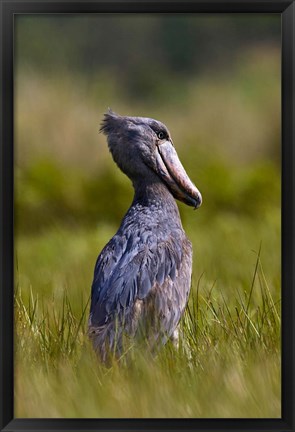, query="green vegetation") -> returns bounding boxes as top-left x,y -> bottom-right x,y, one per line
14,14 -> 281,418
15,215 -> 281,417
